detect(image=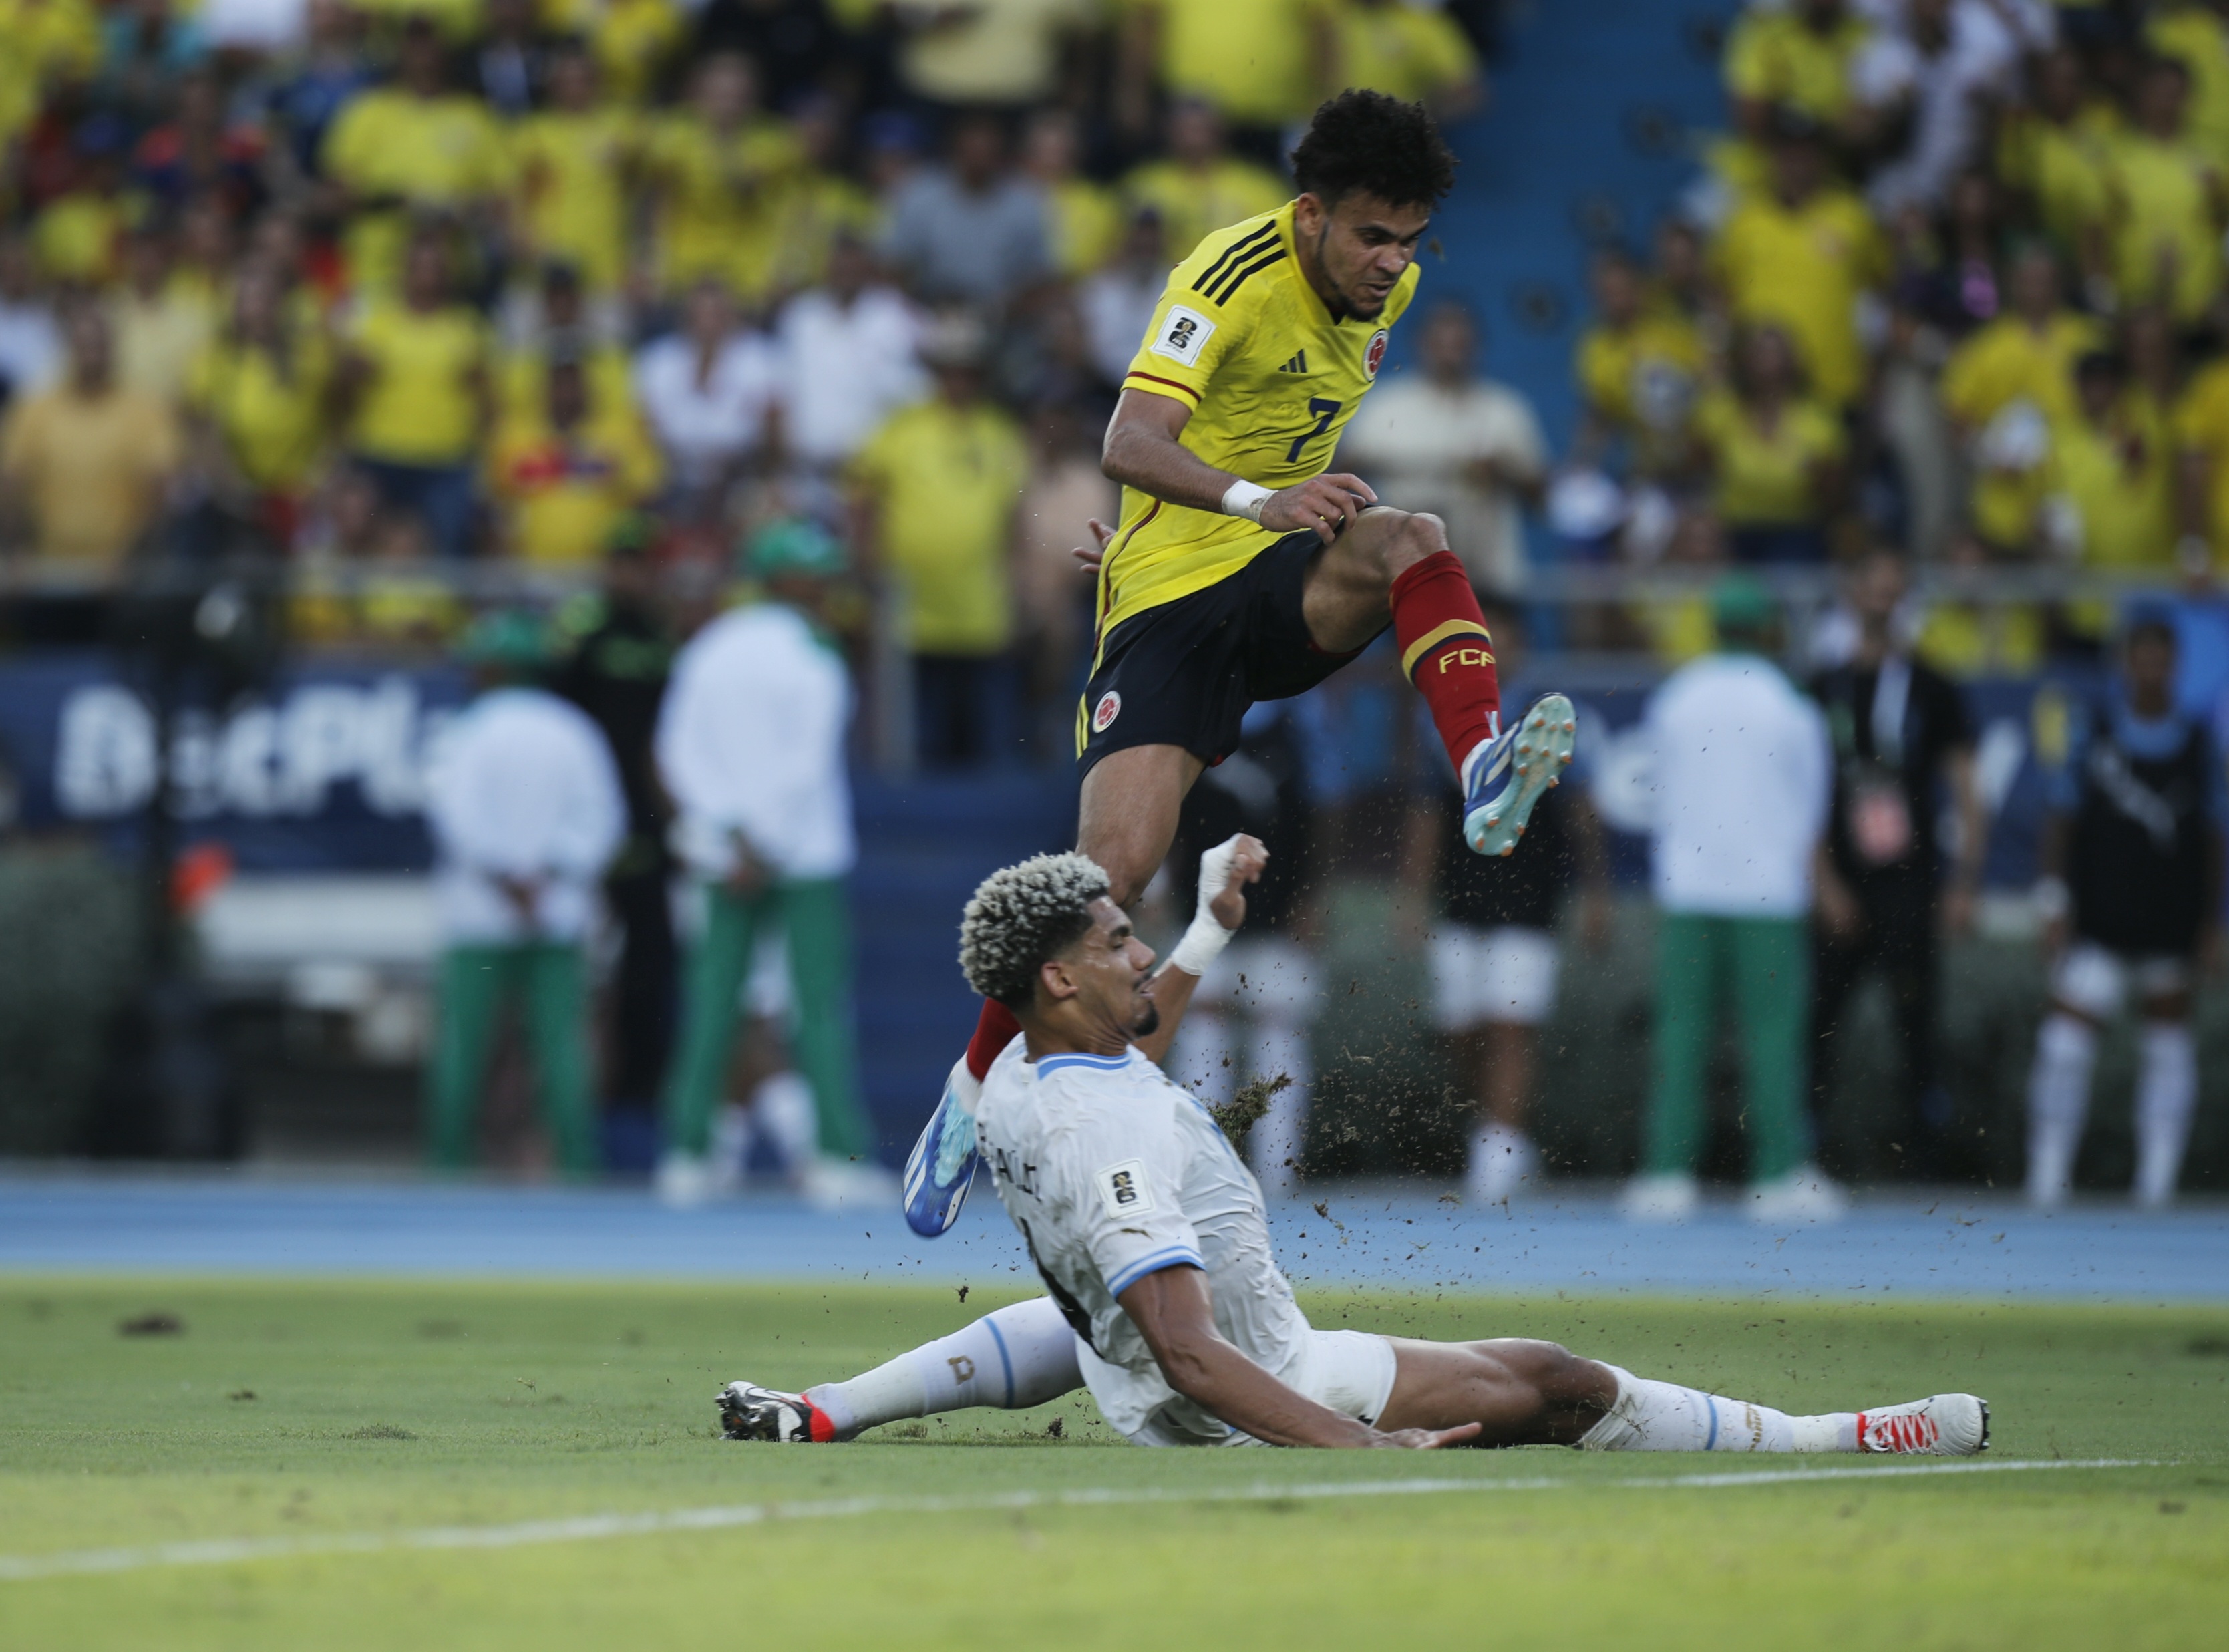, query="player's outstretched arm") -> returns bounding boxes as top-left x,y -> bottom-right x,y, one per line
1119,1265 -> 1480,1450
1132,833 -> 1266,1065
1103,389 -> 1378,546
